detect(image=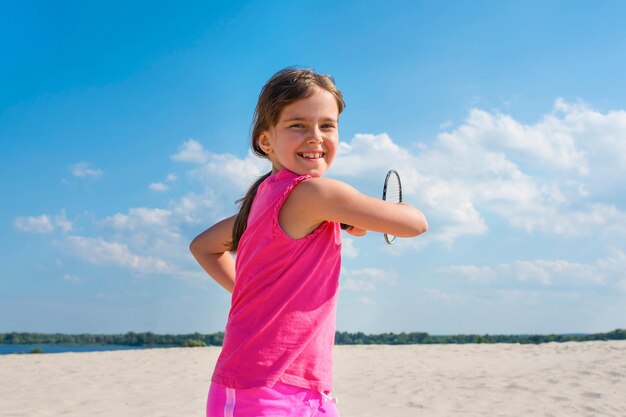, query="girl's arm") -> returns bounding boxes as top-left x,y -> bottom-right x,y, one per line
280,178 -> 428,238
189,215 -> 237,293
